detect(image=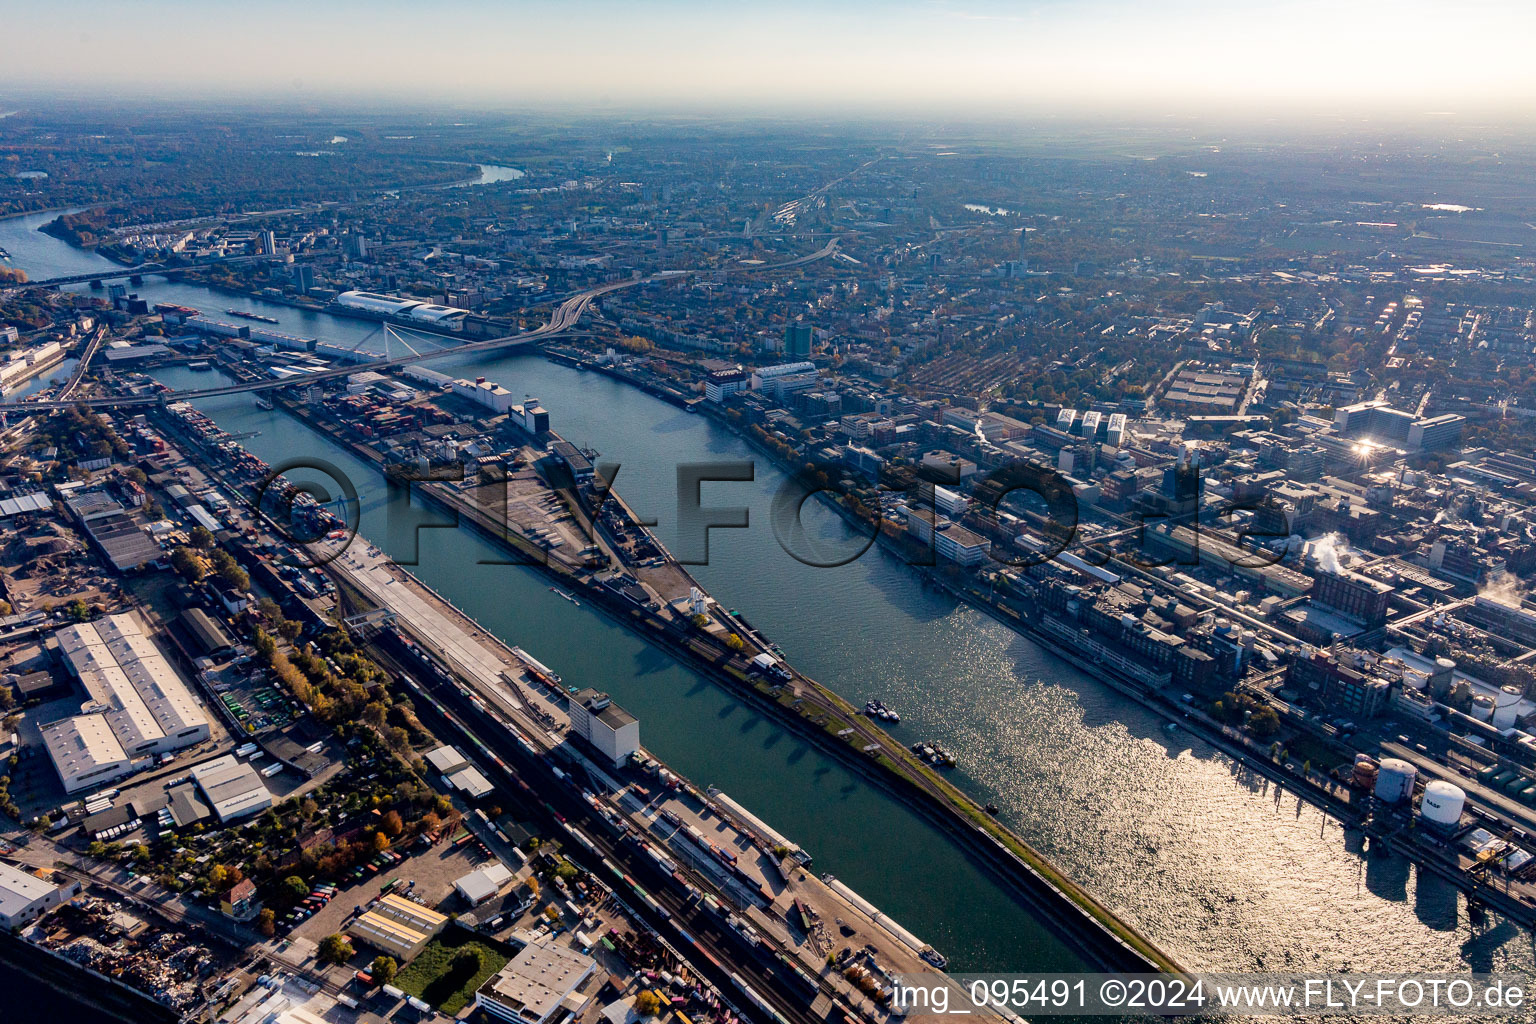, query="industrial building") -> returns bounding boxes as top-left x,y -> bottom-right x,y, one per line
41,715 -> 133,793
446,765 -> 495,800
1312,569 -> 1393,629
190,754 -> 273,823
517,399 -> 549,435
422,743 -> 494,796
451,376 -> 517,413
67,498 -> 161,572
350,892 -> 448,960
424,744 -> 470,776
474,940 -> 597,1024
0,862 -> 80,930
454,862 -> 515,906
567,689 -> 640,768
42,613 -> 211,793
549,440 -> 594,482
179,607 -> 235,658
